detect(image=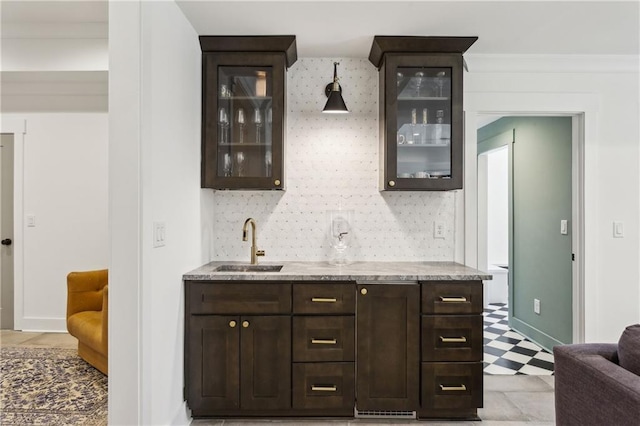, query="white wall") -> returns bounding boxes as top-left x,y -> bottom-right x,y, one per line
109,1 -> 211,424
2,113 -> 108,331
463,56 -> 640,342
213,58 -> 456,262
486,146 -> 508,266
